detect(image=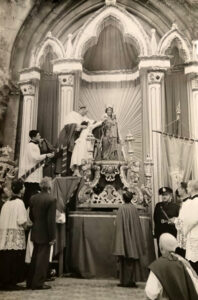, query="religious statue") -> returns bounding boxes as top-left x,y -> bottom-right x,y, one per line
94,105 -> 123,161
